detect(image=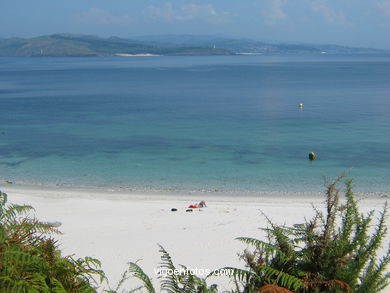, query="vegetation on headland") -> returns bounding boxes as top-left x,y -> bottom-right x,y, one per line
0,177 -> 388,292
0,34 -> 233,57
133,35 -> 390,55
1,34 -> 389,57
